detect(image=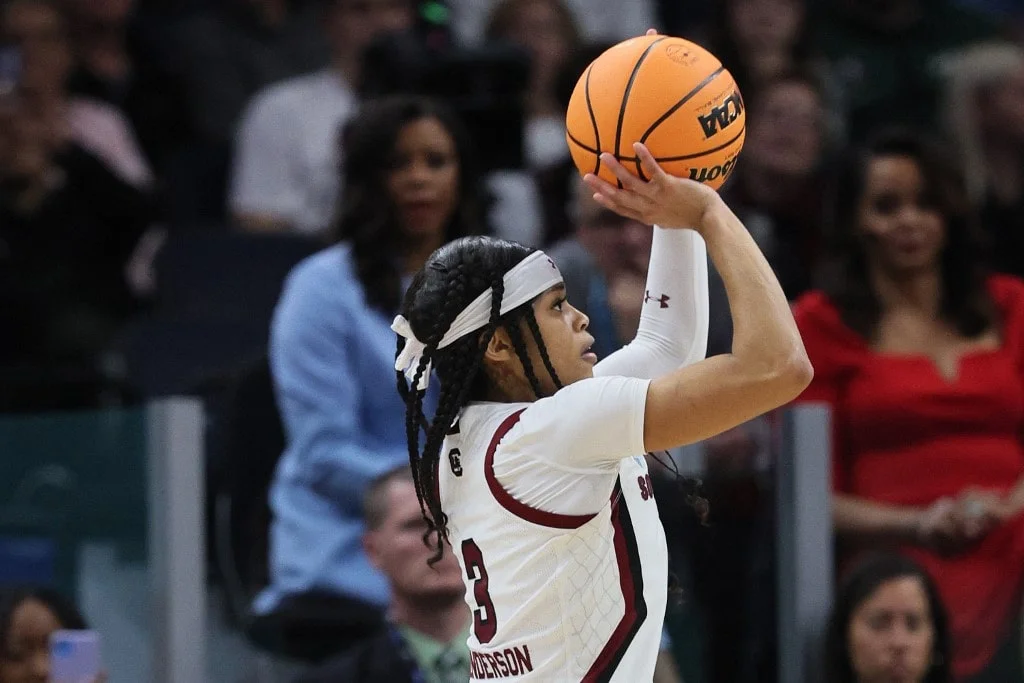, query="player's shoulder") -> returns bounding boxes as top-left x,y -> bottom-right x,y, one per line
458,402 -> 530,447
